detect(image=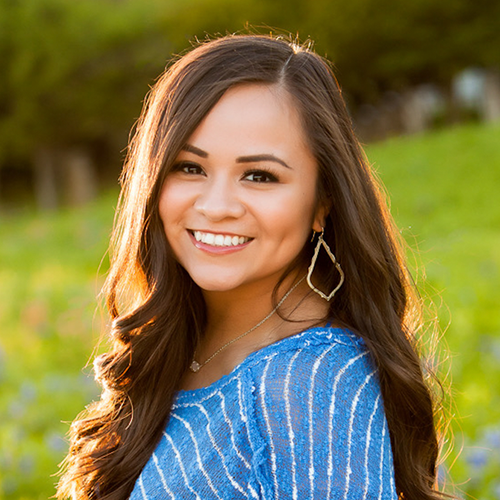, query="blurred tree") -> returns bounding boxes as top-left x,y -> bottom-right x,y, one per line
0,0 -> 175,208
0,0 -> 498,208
305,0 -> 500,105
